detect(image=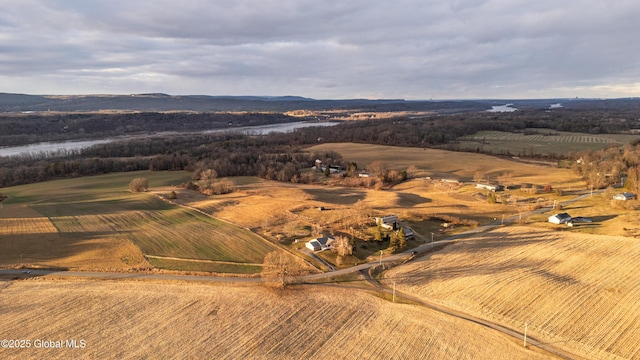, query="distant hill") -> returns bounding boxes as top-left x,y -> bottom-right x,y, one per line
0,92 -> 638,113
